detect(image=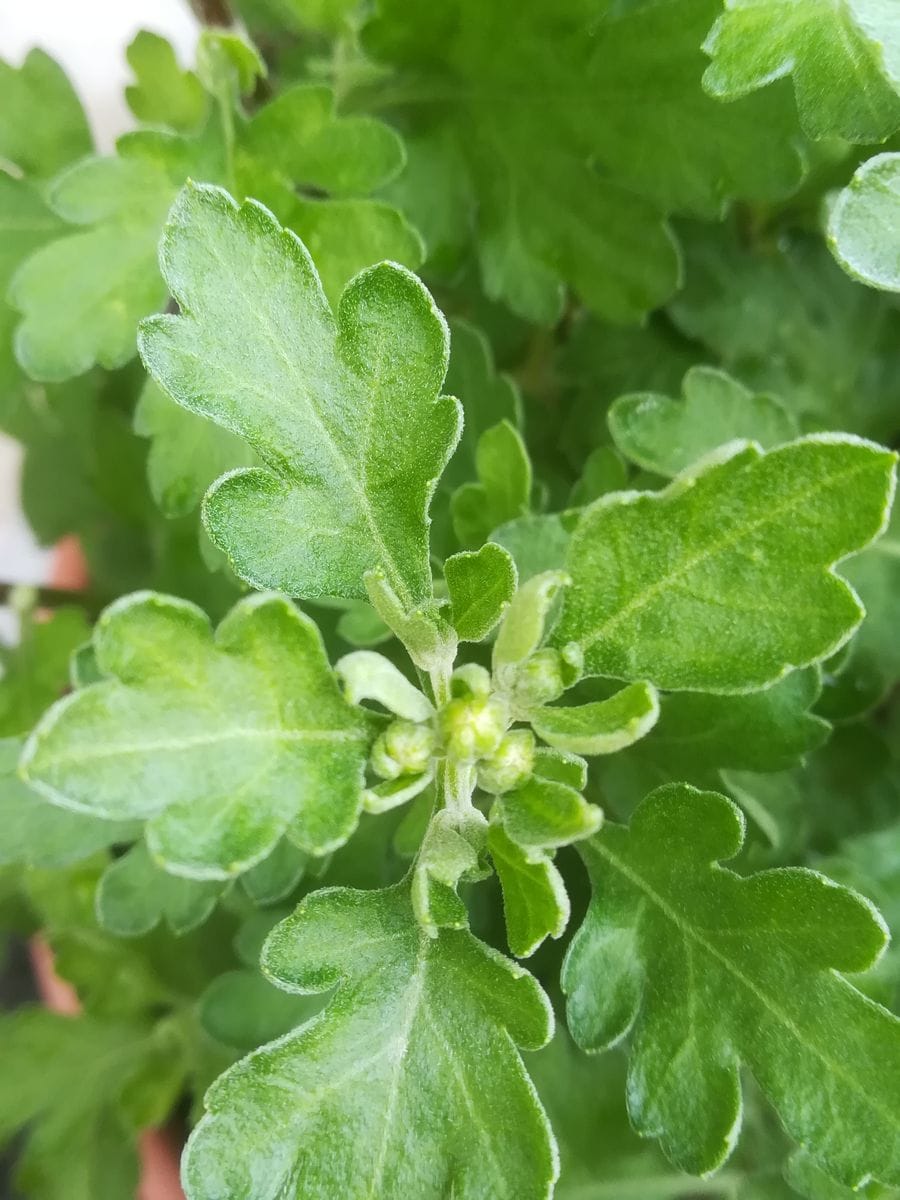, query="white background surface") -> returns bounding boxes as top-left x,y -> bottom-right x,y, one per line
0,1 -> 200,622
